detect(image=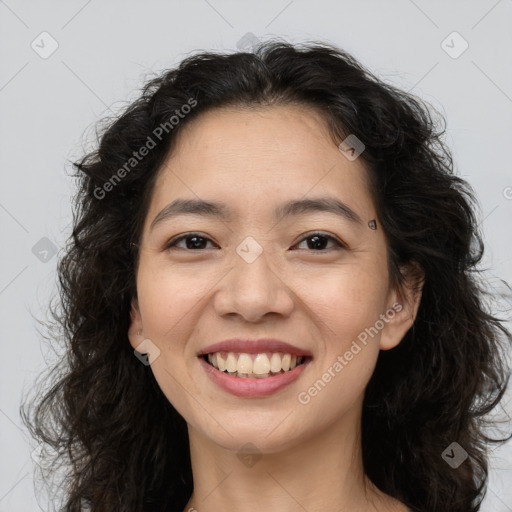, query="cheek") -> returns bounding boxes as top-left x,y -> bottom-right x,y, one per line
136,262 -> 217,341
136,263 -> 204,418
296,270 -> 385,415
298,262 -> 389,341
